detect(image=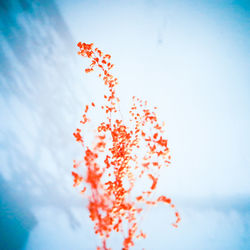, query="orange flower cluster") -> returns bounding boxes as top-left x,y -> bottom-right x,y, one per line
73,42 -> 181,250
